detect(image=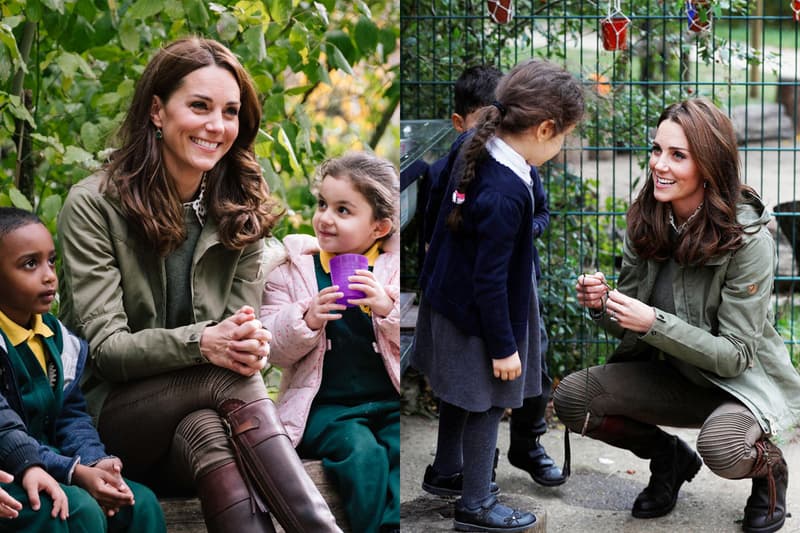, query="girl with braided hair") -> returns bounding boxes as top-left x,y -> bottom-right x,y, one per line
410,58 -> 584,532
